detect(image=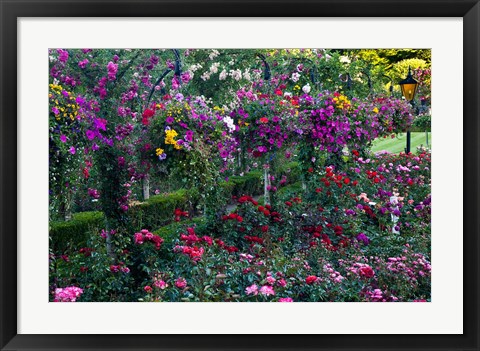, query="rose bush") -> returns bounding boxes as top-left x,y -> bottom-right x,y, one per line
49,49 -> 430,302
